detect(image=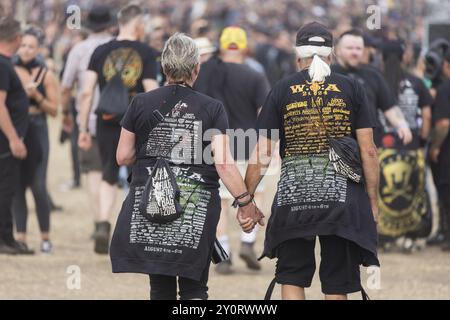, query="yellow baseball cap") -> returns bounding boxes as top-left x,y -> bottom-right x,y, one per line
220,26 -> 247,50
